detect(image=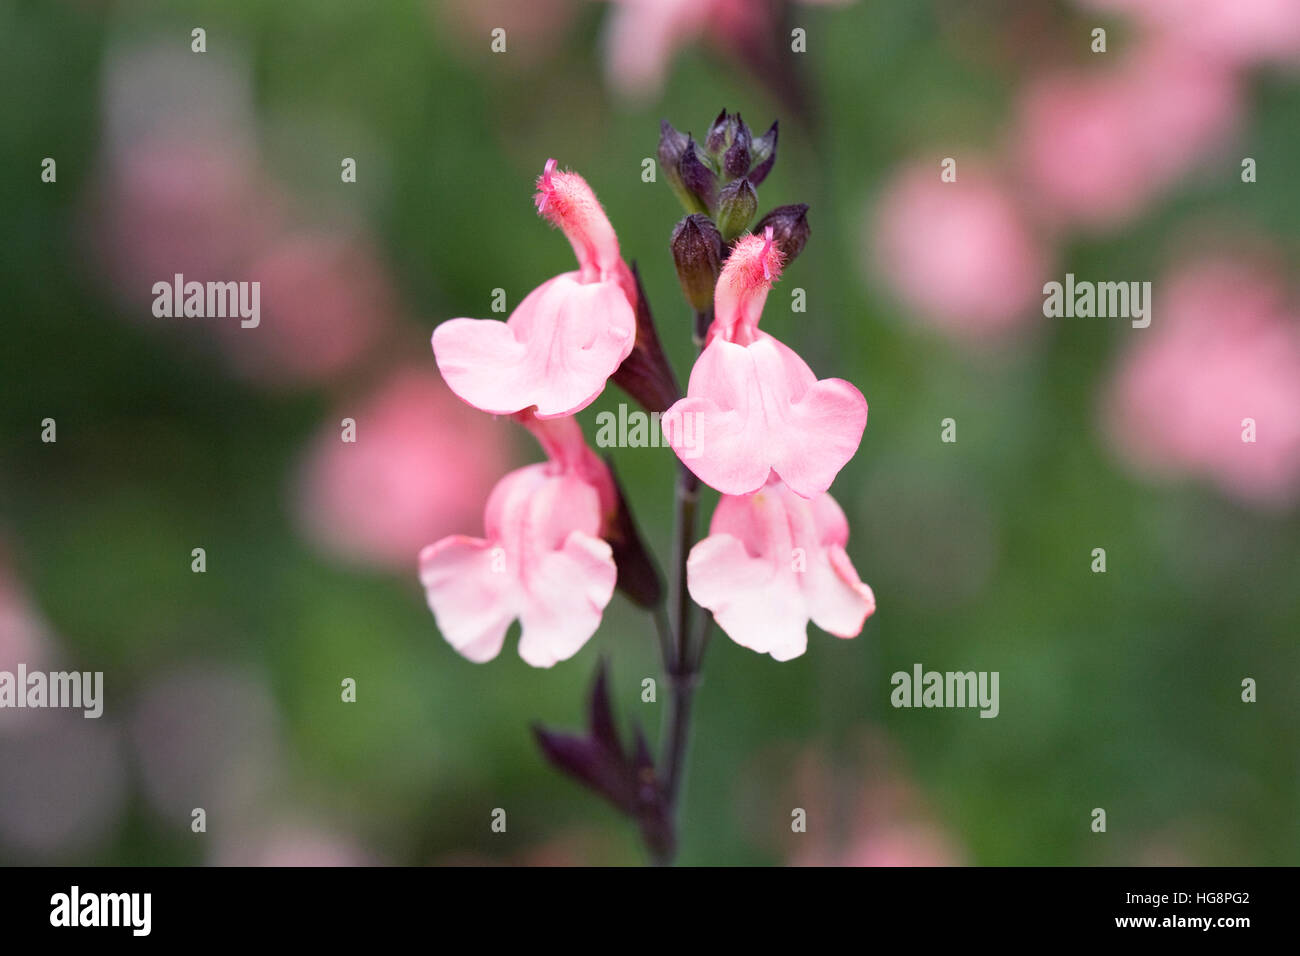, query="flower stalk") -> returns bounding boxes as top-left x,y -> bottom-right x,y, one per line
425,109 -> 873,866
